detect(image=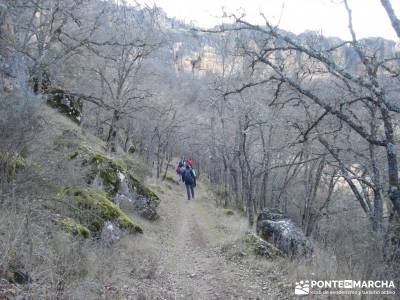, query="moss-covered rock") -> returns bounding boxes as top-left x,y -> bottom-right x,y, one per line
224,209 -> 235,216
54,216 -> 91,238
47,89 -> 82,124
58,186 -> 143,234
88,154 -> 128,196
128,174 -> 160,207
53,131 -> 160,220
244,232 -> 282,258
